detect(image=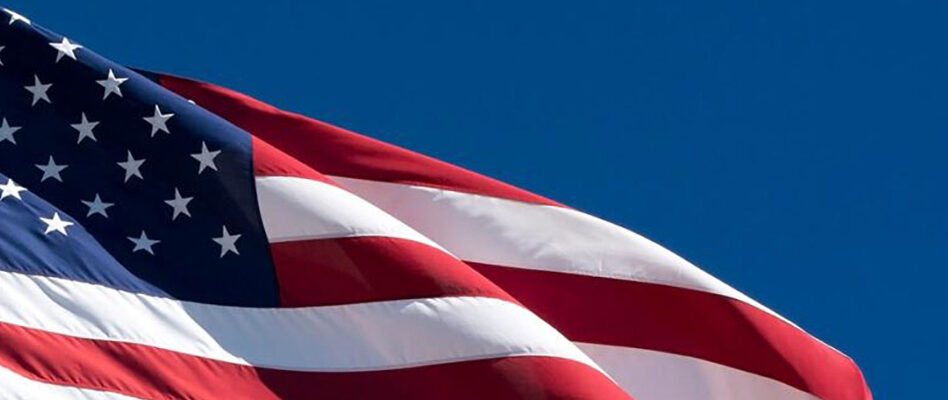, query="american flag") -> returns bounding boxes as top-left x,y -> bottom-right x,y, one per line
0,7 -> 869,400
